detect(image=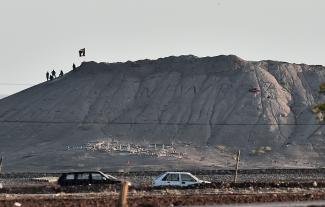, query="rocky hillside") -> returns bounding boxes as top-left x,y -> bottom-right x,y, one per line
0,95 -> 7,99
1,55 -> 325,171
